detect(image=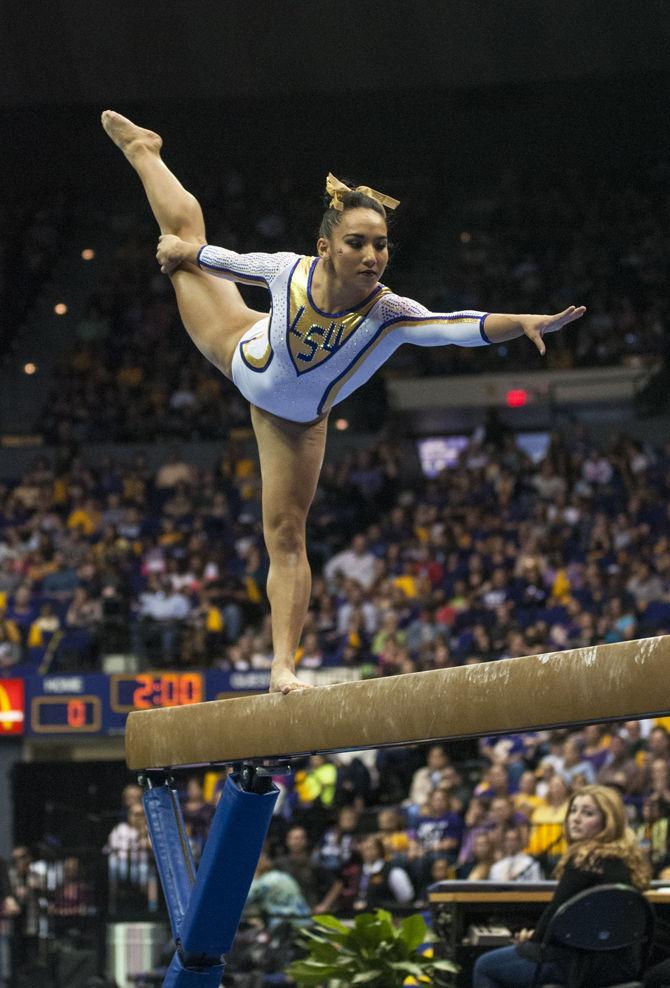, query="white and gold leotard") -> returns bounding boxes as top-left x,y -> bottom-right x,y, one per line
197,245 -> 491,423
